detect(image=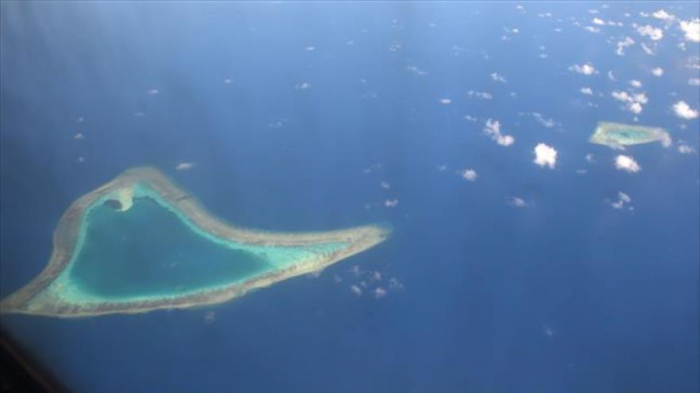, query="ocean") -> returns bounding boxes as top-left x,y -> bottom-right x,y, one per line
1,2 -> 699,392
